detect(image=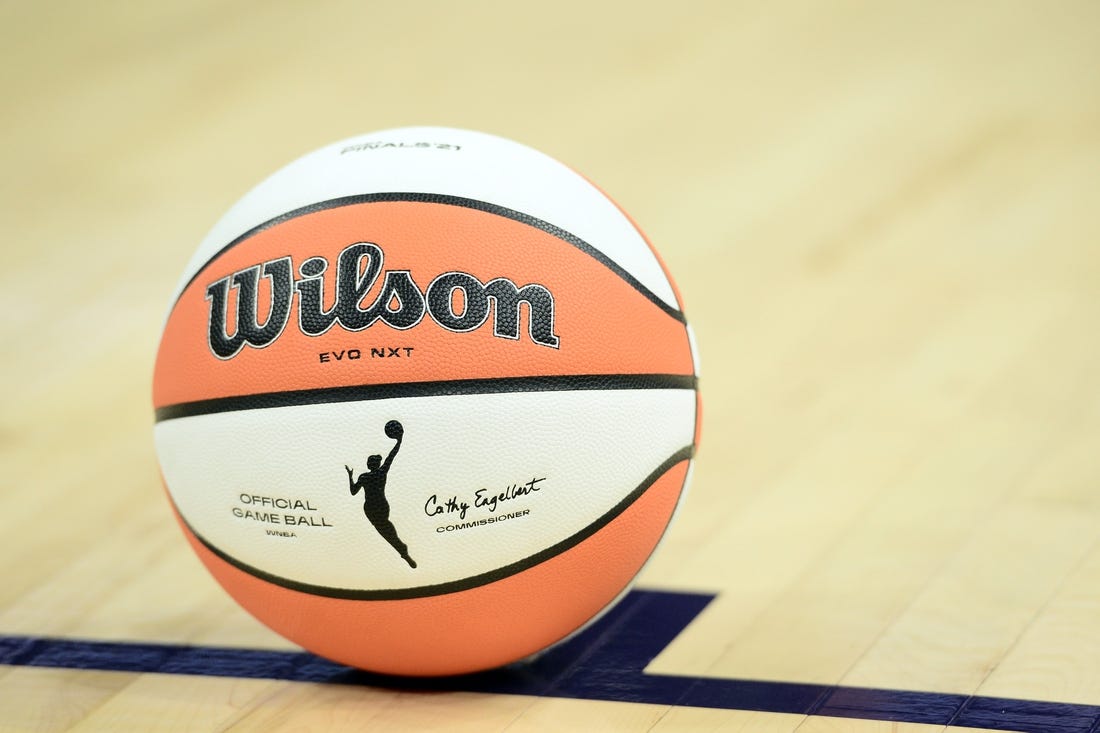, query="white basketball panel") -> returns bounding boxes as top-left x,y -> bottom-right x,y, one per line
154,388 -> 695,594
171,127 -> 680,311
